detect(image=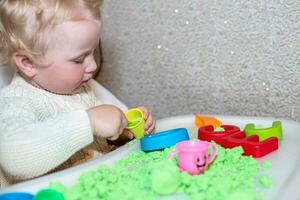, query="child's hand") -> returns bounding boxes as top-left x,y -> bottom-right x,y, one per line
87,105 -> 127,141
137,106 -> 156,135
107,129 -> 134,146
